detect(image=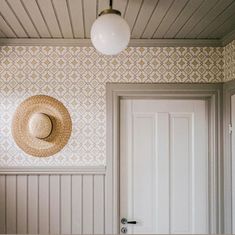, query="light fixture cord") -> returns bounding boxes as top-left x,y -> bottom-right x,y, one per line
109,0 -> 113,9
